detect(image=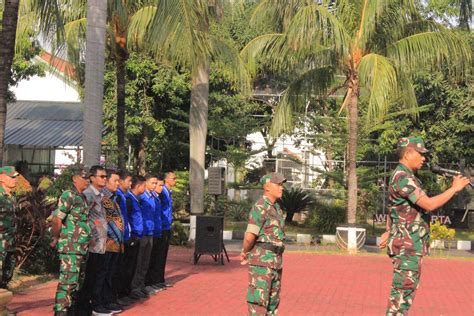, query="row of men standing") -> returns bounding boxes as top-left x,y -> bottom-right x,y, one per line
51,166 -> 177,316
